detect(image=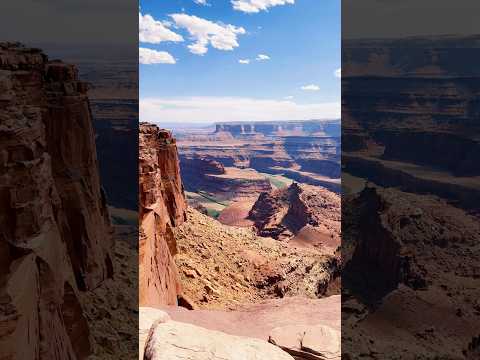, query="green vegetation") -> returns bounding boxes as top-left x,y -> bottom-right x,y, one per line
185,191 -> 230,219
207,209 -> 221,218
258,172 -> 294,189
